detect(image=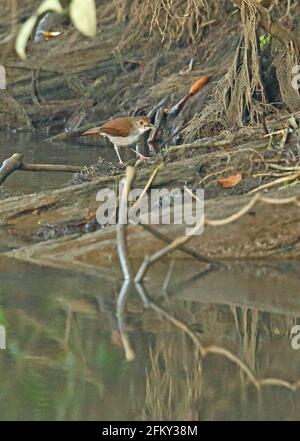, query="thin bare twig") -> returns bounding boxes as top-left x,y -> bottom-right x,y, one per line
205,193 -> 261,226
117,166 -> 136,280
131,163 -> 163,210
248,172 -> 300,194
133,191 -> 300,283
